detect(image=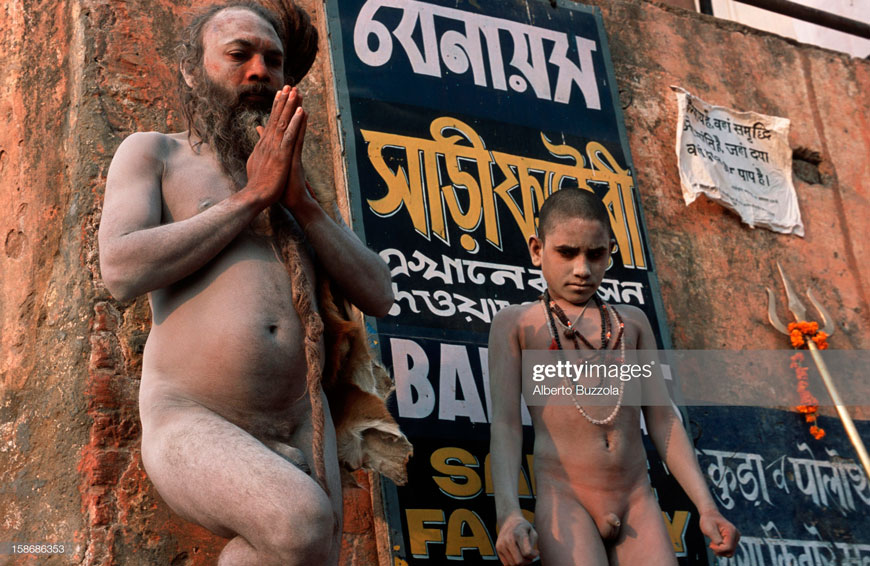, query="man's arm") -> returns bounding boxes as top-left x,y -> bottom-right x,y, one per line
99,87 -> 303,302
632,307 -> 739,558
488,307 -> 539,566
278,107 -> 394,317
